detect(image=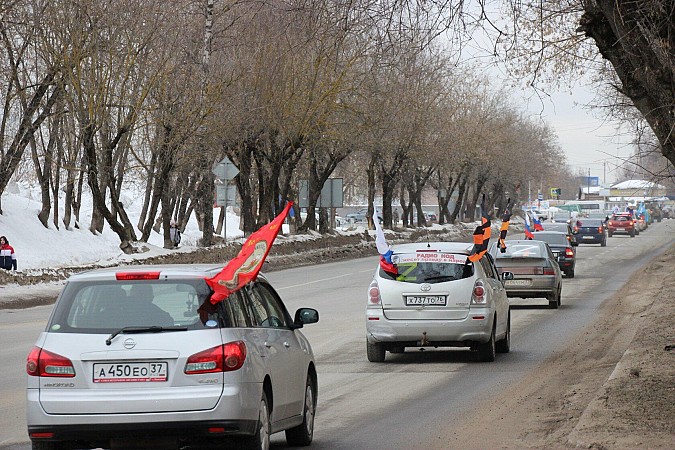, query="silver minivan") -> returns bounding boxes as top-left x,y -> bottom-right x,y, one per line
26,265 -> 319,450
366,242 -> 512,362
